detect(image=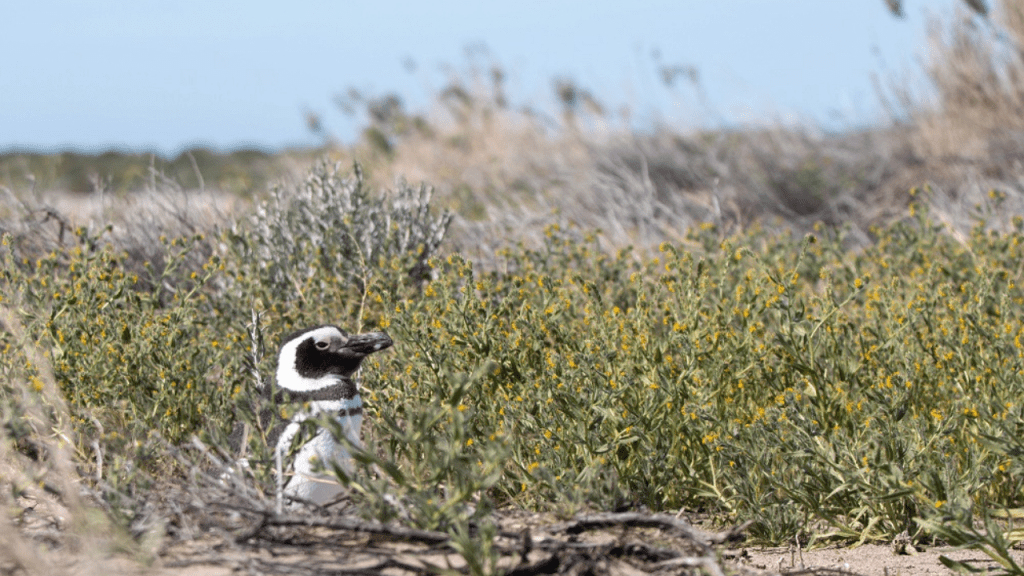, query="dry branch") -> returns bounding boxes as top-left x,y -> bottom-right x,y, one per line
249,513 -> 452,545
548,512 -> 750,549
